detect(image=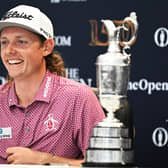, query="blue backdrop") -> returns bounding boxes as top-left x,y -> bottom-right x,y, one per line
0,0 -> 168,167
